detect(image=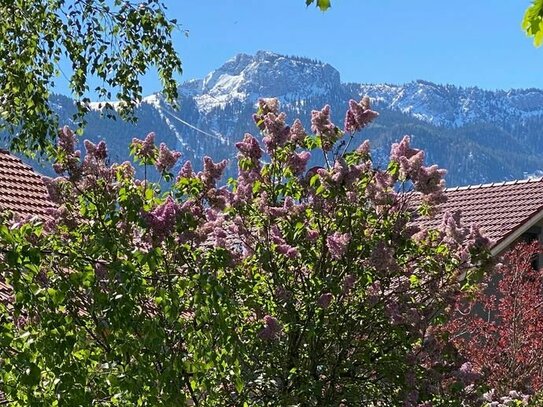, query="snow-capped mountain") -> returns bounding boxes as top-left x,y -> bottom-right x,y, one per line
357,81 -> 543,127
31,51 -> 543,186
182,51 -> 340,113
